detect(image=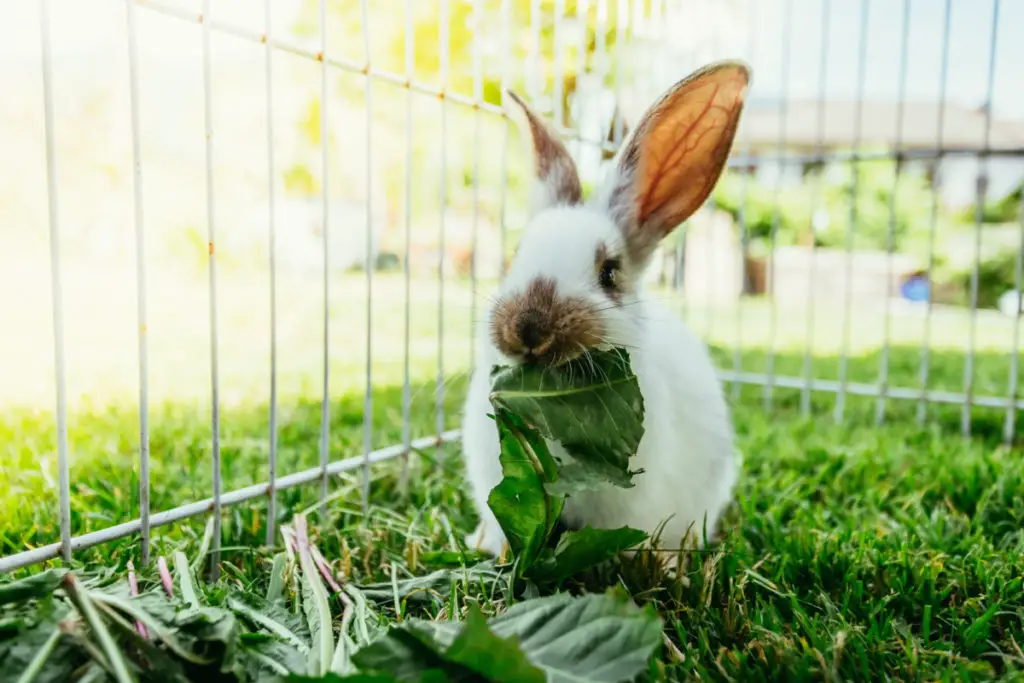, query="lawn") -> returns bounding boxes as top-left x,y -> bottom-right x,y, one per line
2,266 -> 1024,680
